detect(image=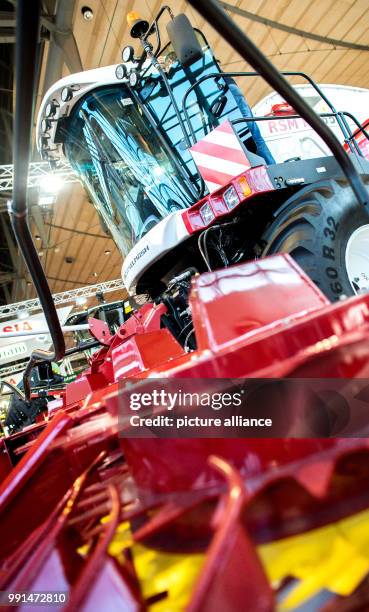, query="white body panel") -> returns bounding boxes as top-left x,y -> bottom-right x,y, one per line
36,61 -> 153,161
122,211 -> 190,294
252,84 -> 369,162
